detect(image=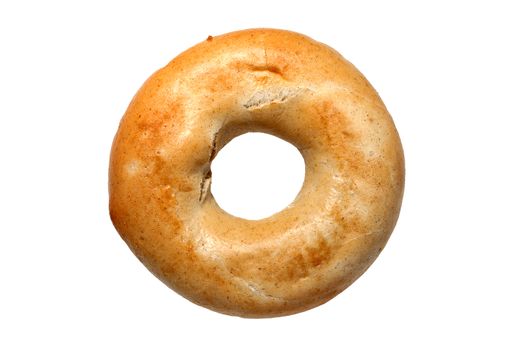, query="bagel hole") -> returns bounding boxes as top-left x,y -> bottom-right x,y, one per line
211,132 -> 305,220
